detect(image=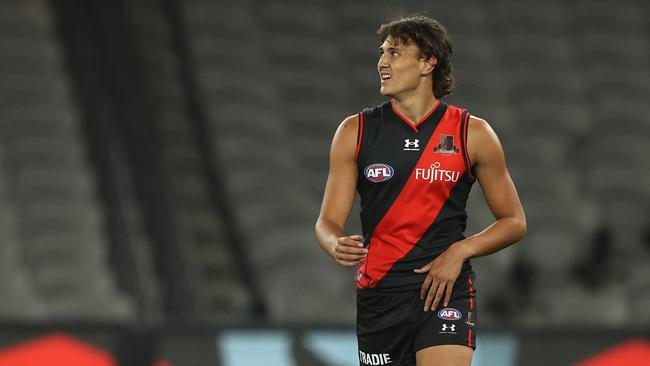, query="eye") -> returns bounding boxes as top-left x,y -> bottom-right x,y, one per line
391,51 -> 399,57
